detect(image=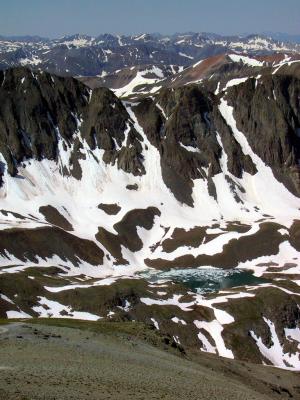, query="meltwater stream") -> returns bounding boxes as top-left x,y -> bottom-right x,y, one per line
140,268 -> 268,294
